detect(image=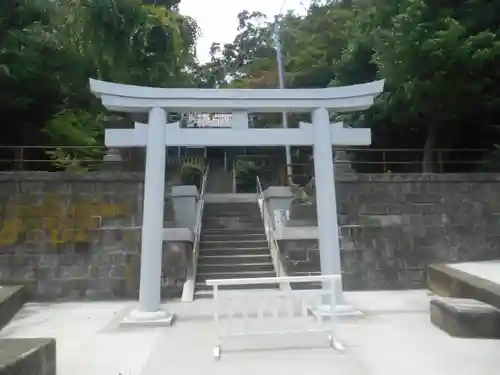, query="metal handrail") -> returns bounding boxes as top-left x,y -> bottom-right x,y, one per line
181,163 -> 210,302
232,158 -> 237,193
256,176 -> 288,283
193,163 -> 210,272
